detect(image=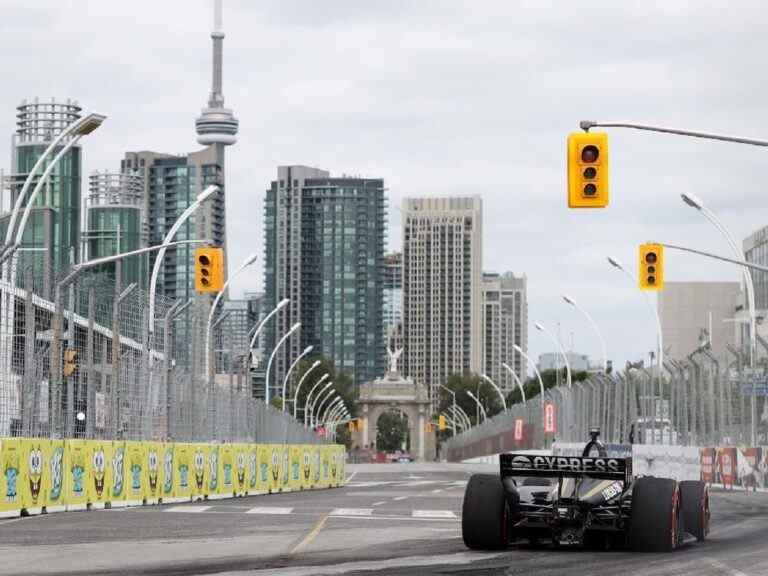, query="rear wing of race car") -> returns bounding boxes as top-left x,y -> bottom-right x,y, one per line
500,453 -> 633,485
